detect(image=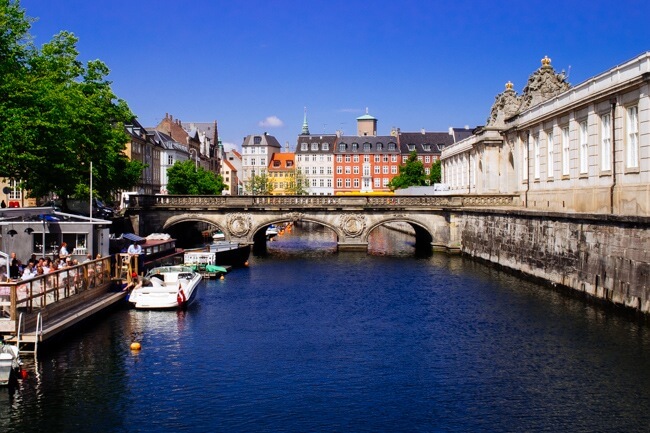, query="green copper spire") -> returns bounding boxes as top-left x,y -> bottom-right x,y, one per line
301,107 -> 310,135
